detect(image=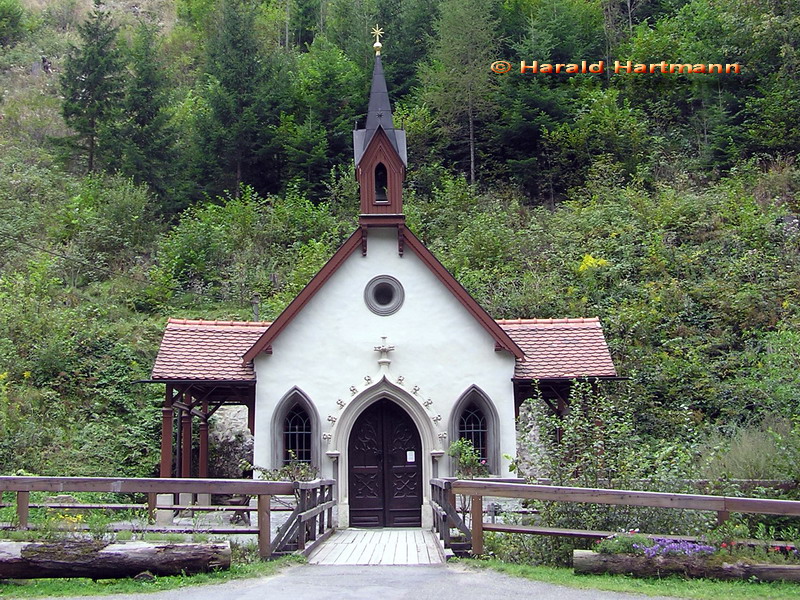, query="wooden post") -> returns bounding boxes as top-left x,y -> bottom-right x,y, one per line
246,399 -> 255,436
258,495 -> 271,559
16,491 -> 29,529
470,495 -> 483,555
147,493 -> 156,524
297,487 -> 307,551
446,486 -> 457,519
160,387 -> 174,478
326,483 -> 334,529
181,409 -> 192,479
308,487 -> 317,542
318,486 -> 325,536
199,399 -> 209,479
717,510 -> 730,526
175,400 -> 183,479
